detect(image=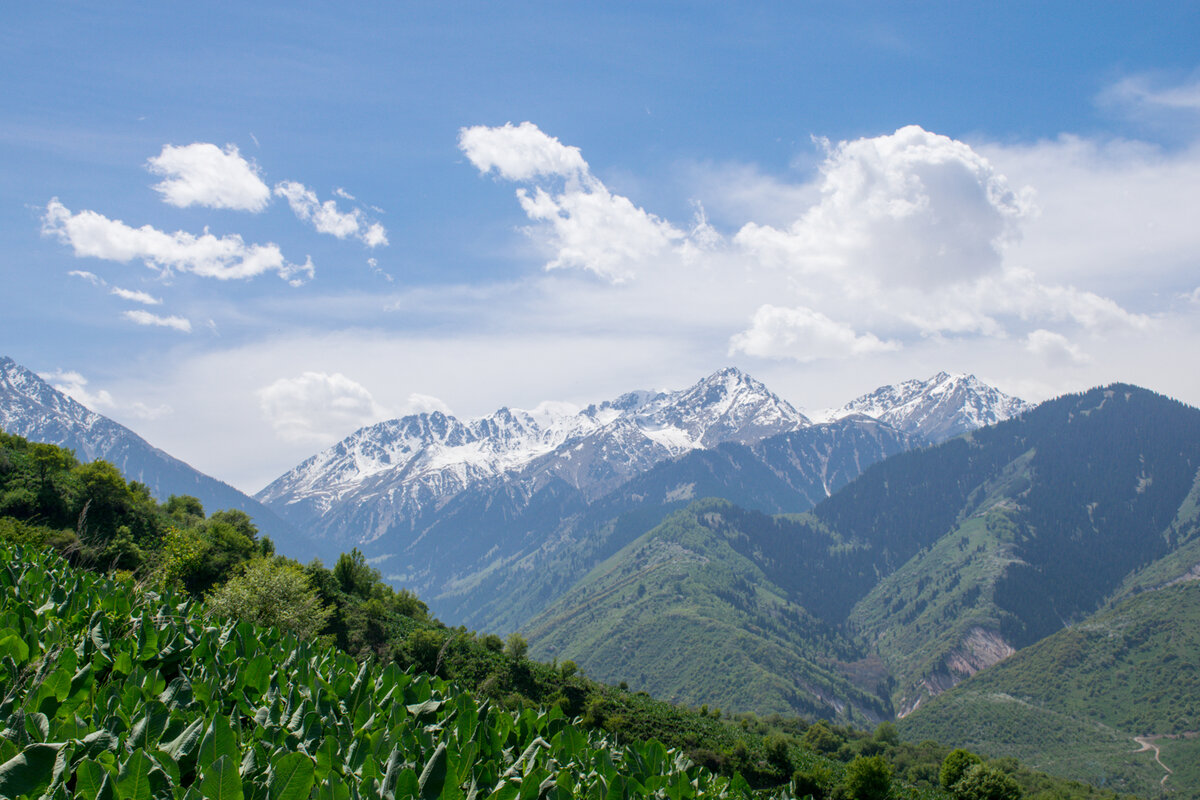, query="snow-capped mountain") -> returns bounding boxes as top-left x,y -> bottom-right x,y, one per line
257,367 -> 810,541
0,356 -> 298,545
824,371 -> 1031,443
